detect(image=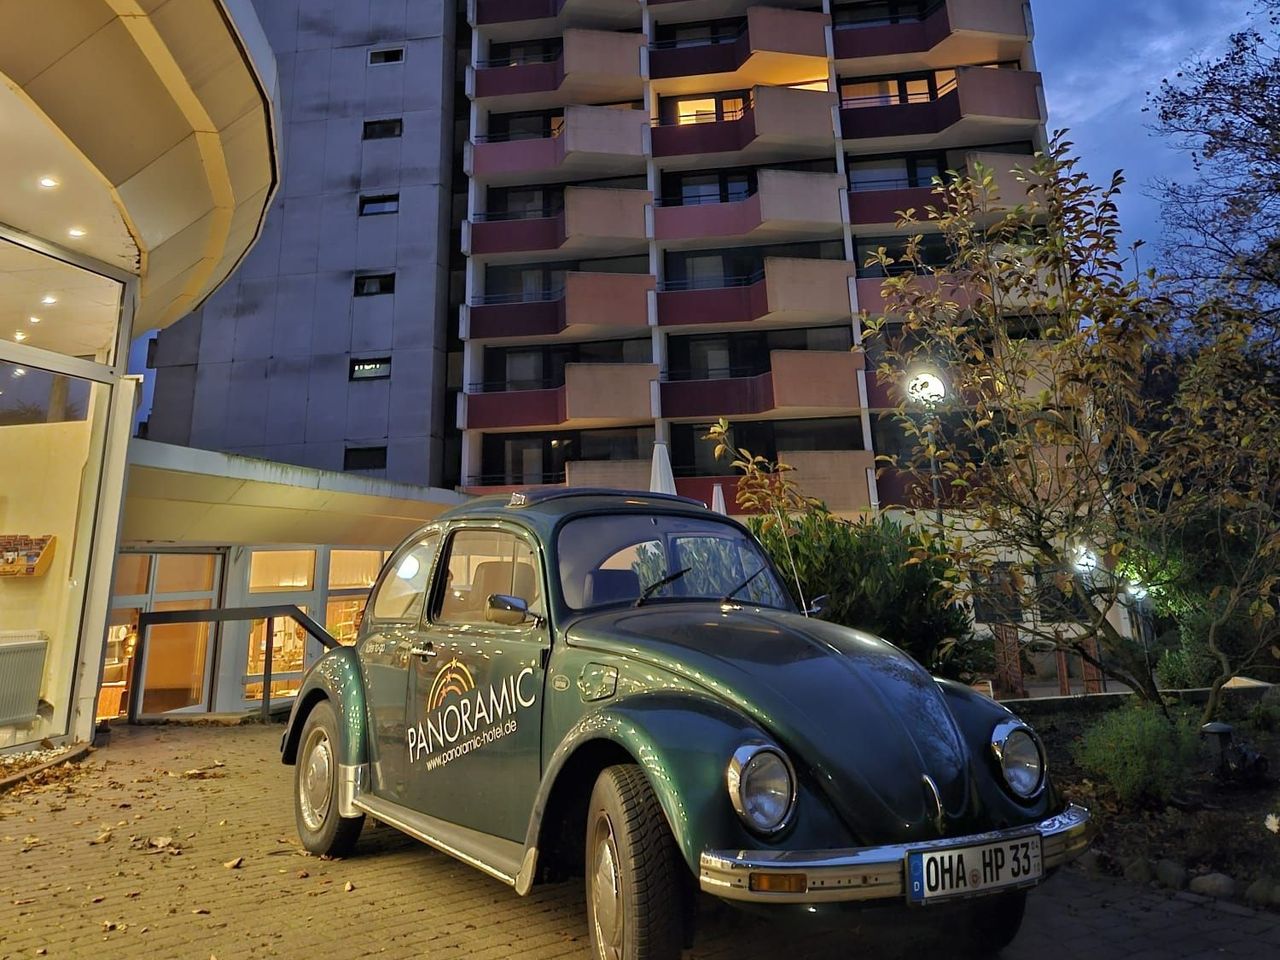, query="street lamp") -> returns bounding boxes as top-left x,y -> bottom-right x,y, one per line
906,370 -> 947,524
